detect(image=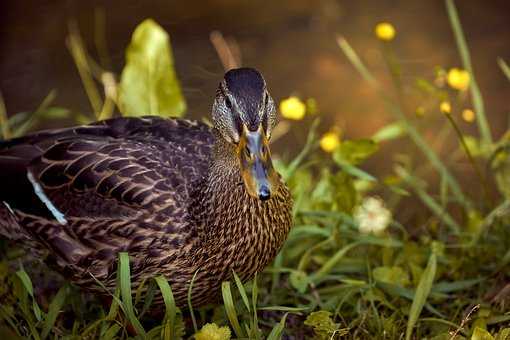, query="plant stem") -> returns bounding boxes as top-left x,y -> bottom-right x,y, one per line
446,0 -> 492,145
337,36 -> 471,209
444,113 -> 492,207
